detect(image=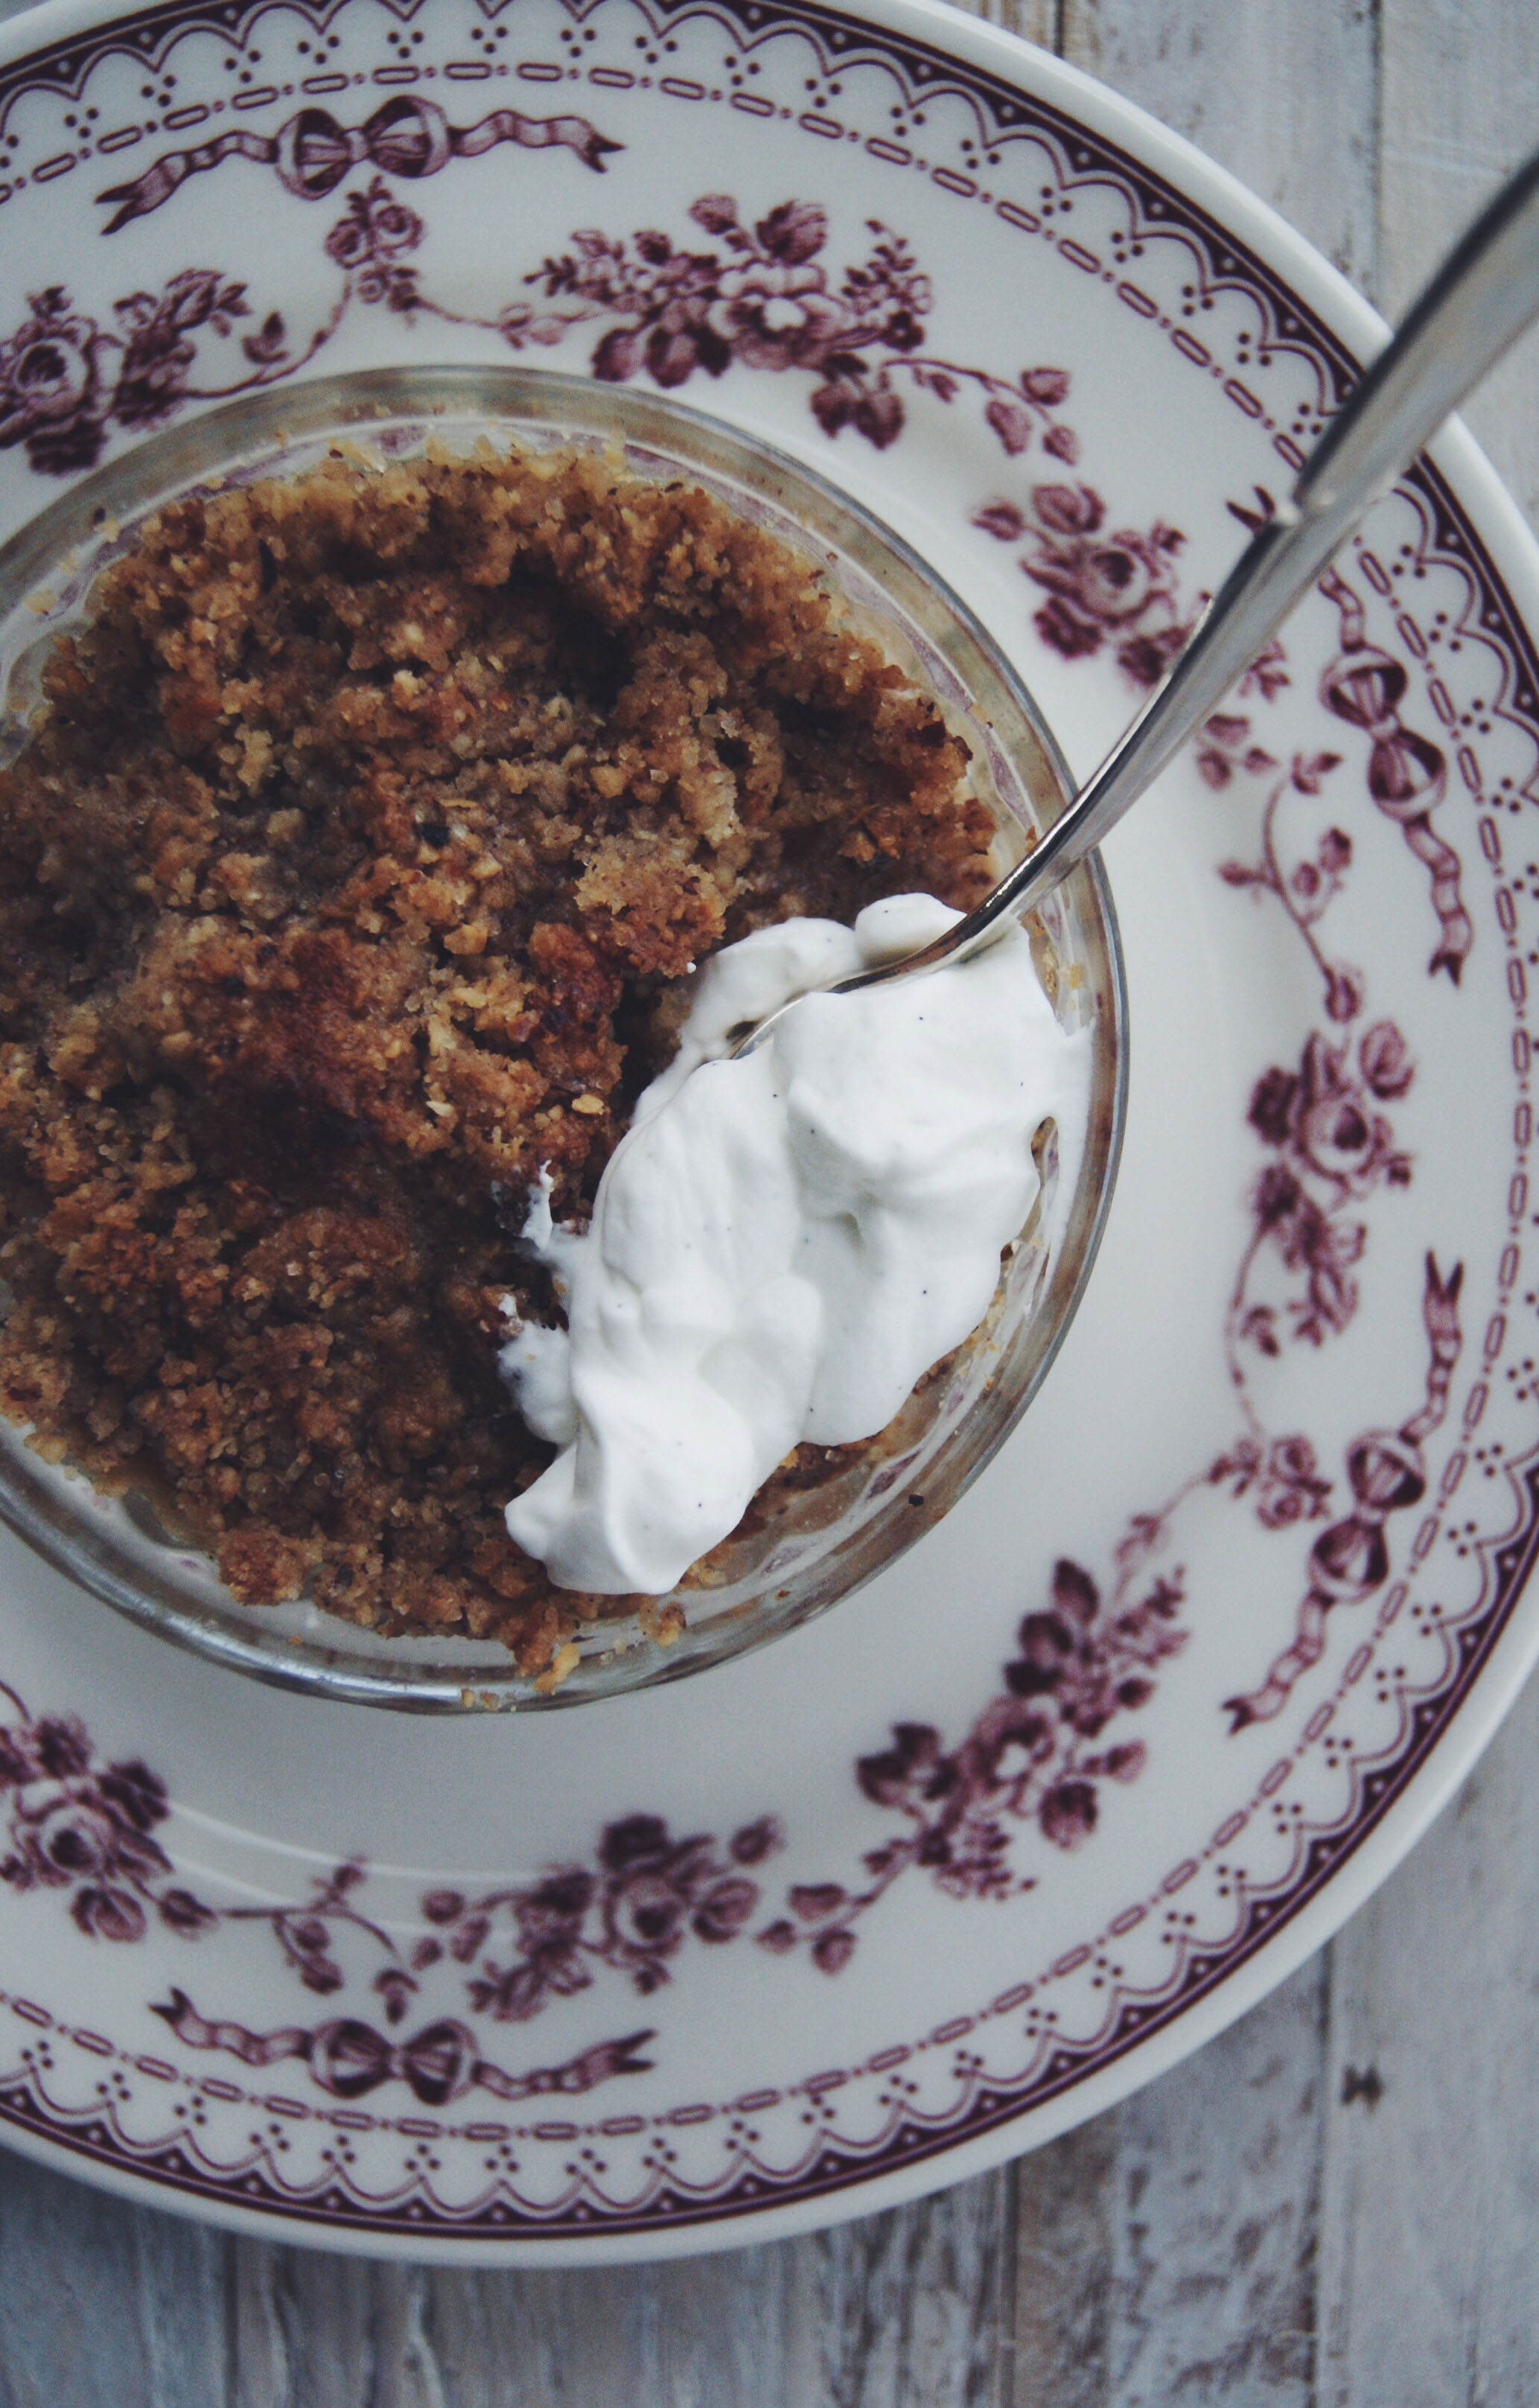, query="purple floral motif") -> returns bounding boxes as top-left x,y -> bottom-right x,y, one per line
322,179 -> 427,308
1217,739 -> 1366,1020
191,1812 -> 783,2033
427,1812 -> 778,2022
219,1856 -> 400,2004
0,1663 -> 783,2060
757,1562 -> 1186,1973
5,182 -> 1078,479
0,290 -> 115,474
530,194 -> 1077,455
0,1669 -> 780,2103
1214,1432 -> 1336,1530
109,270 -> 255,430
1222,501 -> 1471,984
1197,710 -> 1281,791
1226,1255 -> 1463,1727
972,483 -> 1193,684
0,158 -> 1482,2057
0,275 -> 309,477
1204,643 -> 1465,1017
0,1686 -> 214,1945
1235,1020 -> 1415,1356
969,480 -> 1469,1012
153,1987 -> 653,2106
